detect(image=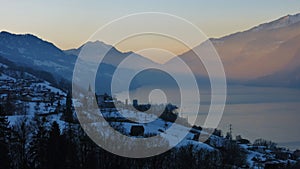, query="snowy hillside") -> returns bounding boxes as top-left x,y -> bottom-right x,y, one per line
0,62 -> 66,117
1,48 -> 299,168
